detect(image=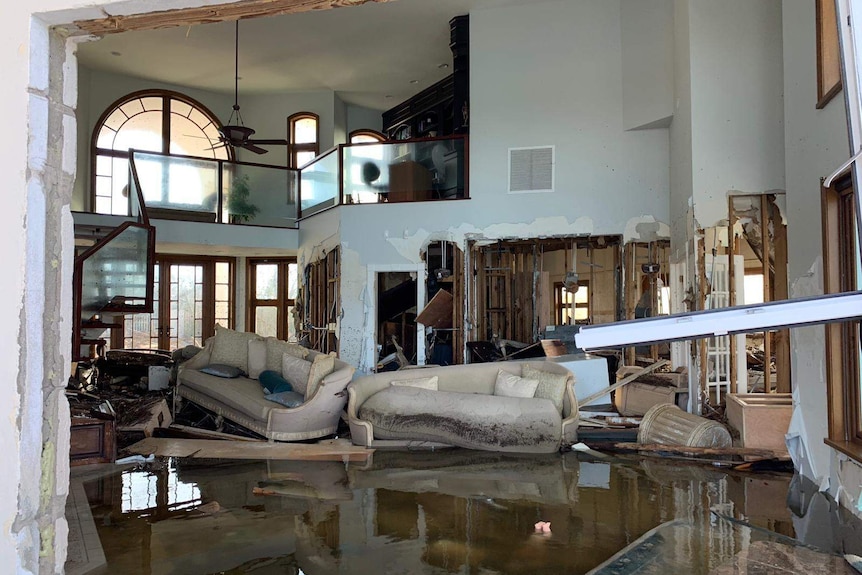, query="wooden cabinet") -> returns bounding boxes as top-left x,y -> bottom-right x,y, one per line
388,161 -> 433,202
70,417 -> 116,466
